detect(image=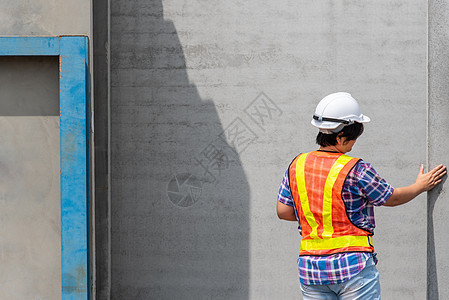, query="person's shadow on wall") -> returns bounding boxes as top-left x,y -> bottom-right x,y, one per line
110,1 -> 250,299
